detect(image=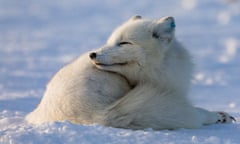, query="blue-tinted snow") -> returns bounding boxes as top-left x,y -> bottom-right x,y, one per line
0,0 -> 240,143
